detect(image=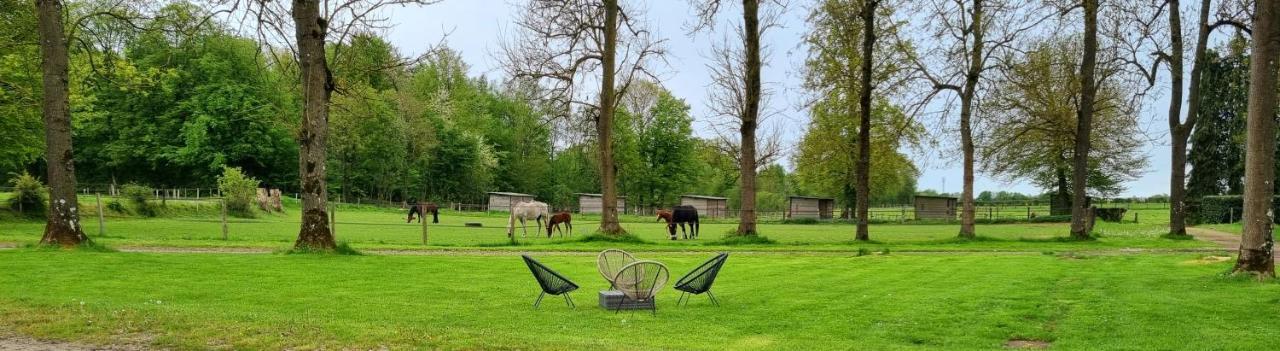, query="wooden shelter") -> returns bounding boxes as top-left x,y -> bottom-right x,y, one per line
680,195 -> 728,218
487,192 -> 535,212
576,193 -> 626,214
788,196 -> 835,219
913,195 -> 958,220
